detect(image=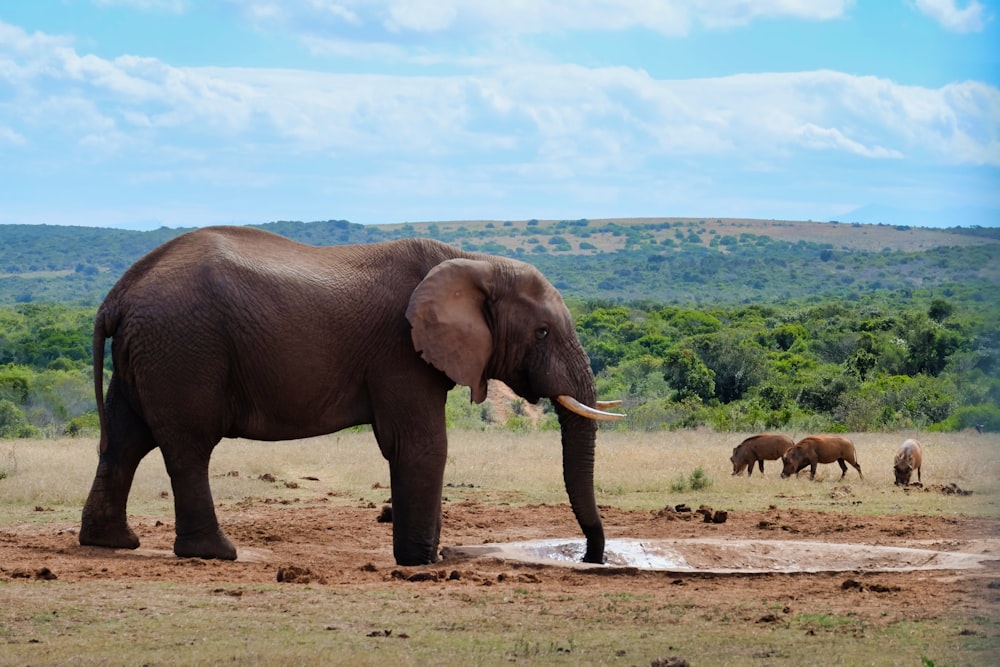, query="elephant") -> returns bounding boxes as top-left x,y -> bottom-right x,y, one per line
79,226 -> 623,566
